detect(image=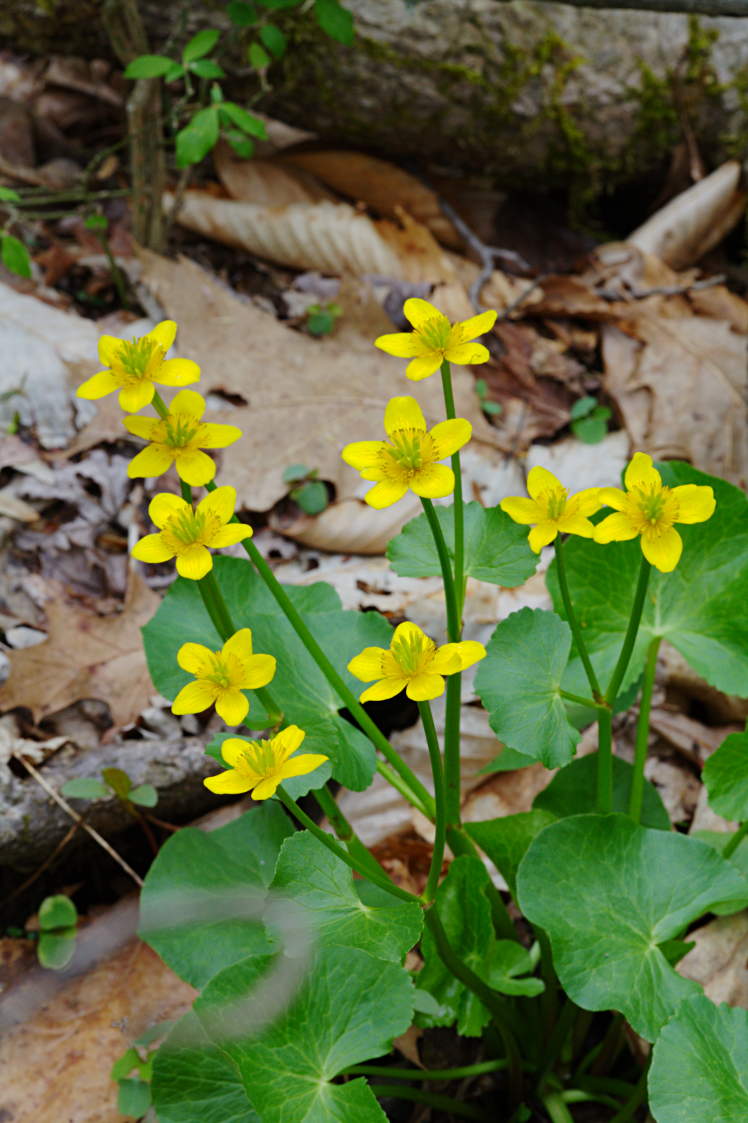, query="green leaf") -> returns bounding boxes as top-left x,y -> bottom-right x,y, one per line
38,930 -> 77,970
228,1 -> 258,26
139,804 -> 293,988
189,59 -> 226,78
175,106 -> 220,167
83,213 -> 108,231
480,746 -> 537,773
314,0 -> 355,44
124,54 -> 176,78
195,946 -> 411,1122
0,186 -> 21,202
517,813 -> 748,1040
248,41 -> 271,69
703,726 -> 748,821
533,753 -> 671,829
649,995 -> 748,1122
61,777 -> 109,800
271,831 -> 421,961
143,557 -> 391,790
282,463 -> 310,483
102,766 -> 132,798
571,408 -> 610,444
117,1078 -> 151,1118
692,829 -> 748,878
547,463 -> 748,700
259,23 -> 287,57
475,608 -> 580,768
292,480 -> 328,514
388,501 -> 537,587
1,233 -> 31,278
485,941 -> 544,997
570,395 -> 597,420
218,102 -> 268,138
164,62 -> 186,82
111,1047 -> 142,1081
39,894 -> 77,930
129,783 -> 158,807
182,29 -> 220,63
466,810 -> 556,900
225,130 -> 254,158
